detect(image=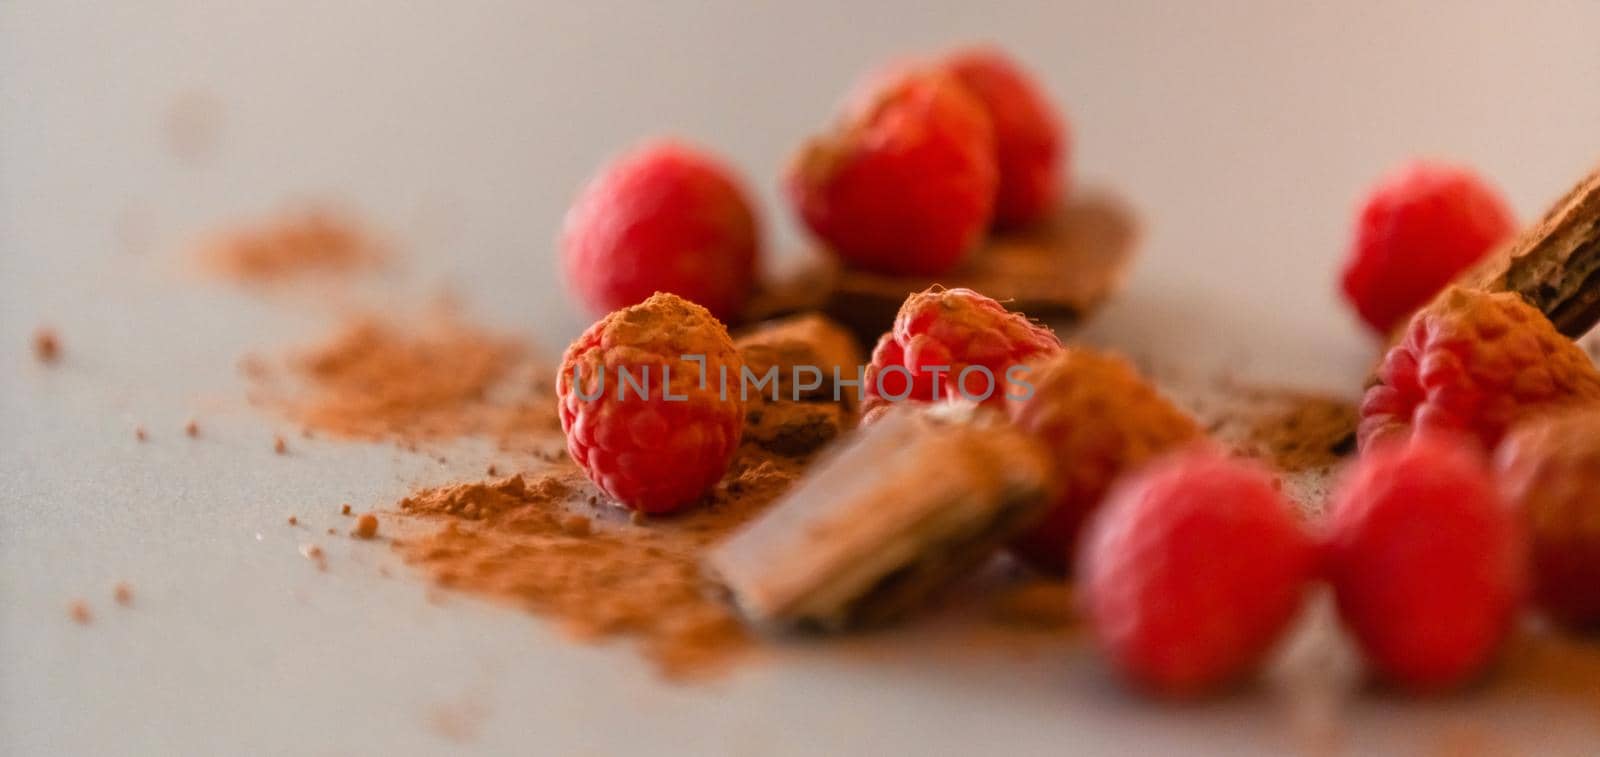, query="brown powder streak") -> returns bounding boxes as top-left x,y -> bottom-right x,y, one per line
197,208 -> 385,283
